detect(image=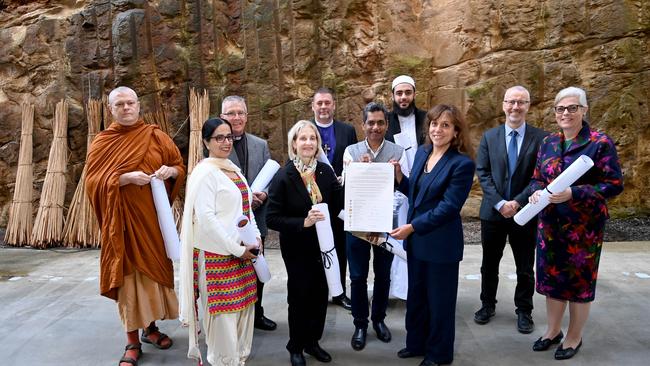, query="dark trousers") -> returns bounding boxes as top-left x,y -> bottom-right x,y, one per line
333,219 -> 348,295
405,254 -> 458,364
346,233 -> 394,329
285,255 -> 329,353
479,218 -> 536,313
254,236 -> 266,319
